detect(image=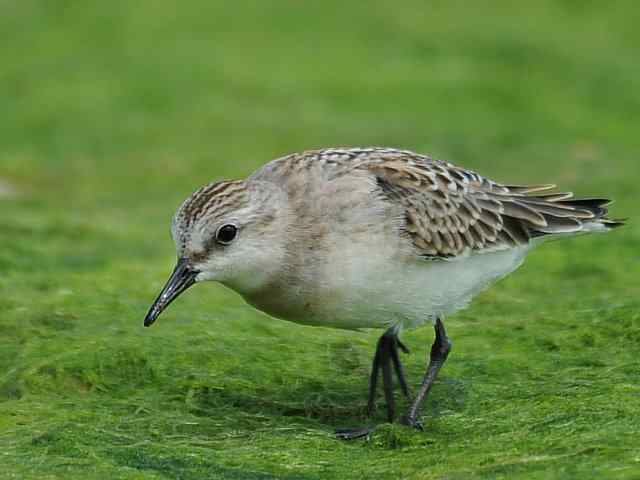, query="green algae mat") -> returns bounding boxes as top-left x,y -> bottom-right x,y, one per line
1,2 -> 639,478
